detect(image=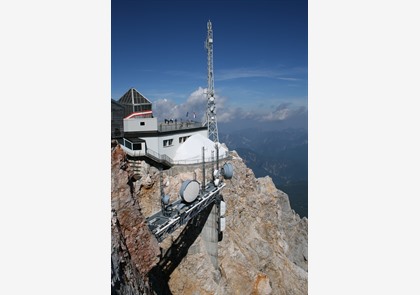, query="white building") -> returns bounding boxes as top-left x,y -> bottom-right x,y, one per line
114,88 -> 226,167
